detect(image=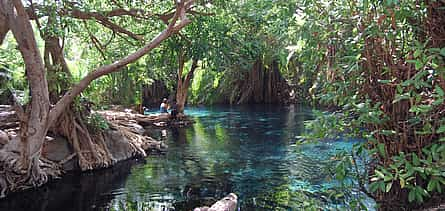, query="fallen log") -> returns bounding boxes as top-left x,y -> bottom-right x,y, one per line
96,110 -> 194,128
194,193 -> 238,211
